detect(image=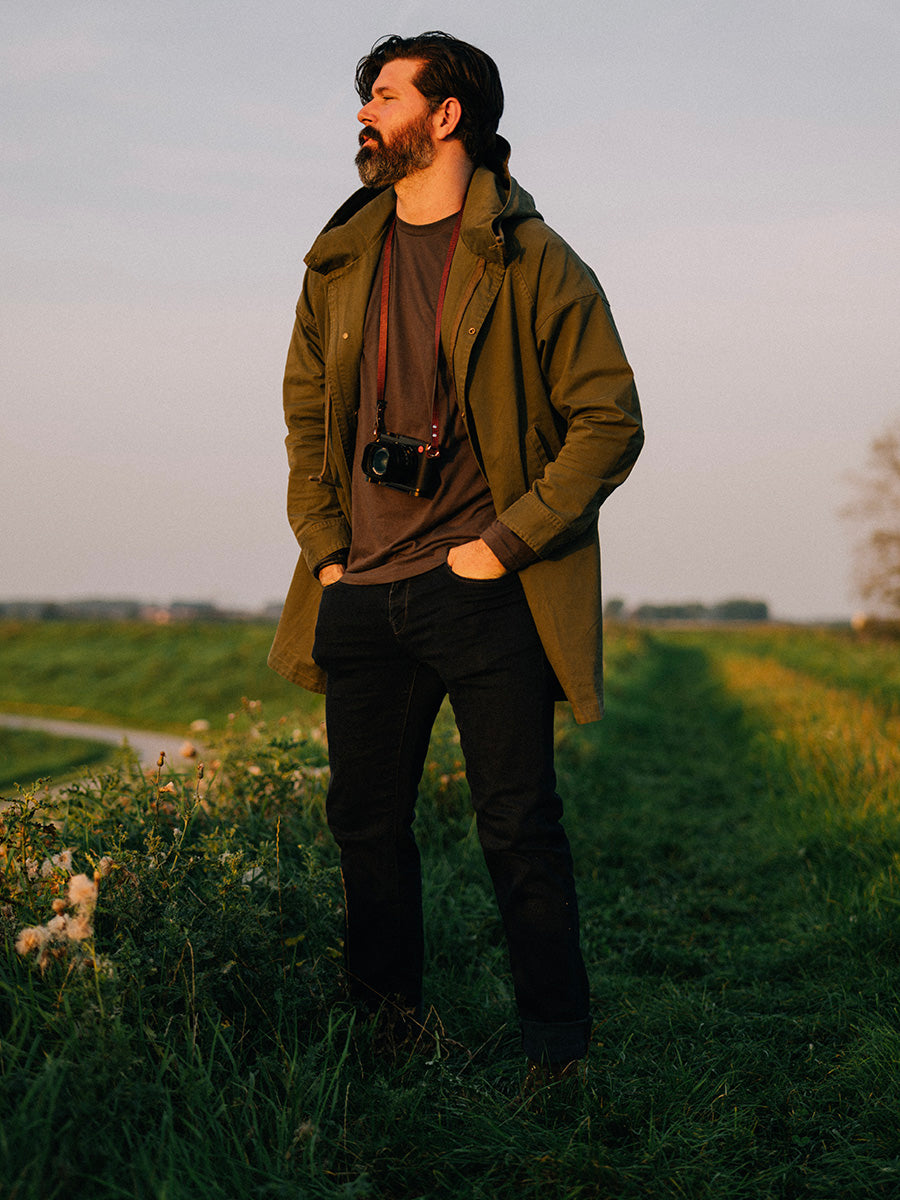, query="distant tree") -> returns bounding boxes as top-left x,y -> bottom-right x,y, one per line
845,418 -> 900,613
604,597 -> 626,619
711,599 -> 769,622
633,603 -> 707,622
